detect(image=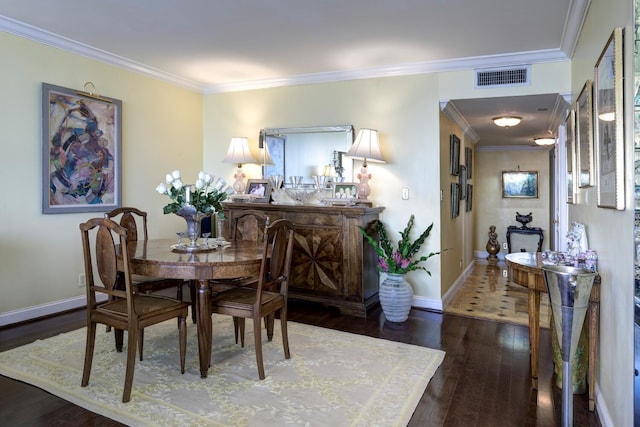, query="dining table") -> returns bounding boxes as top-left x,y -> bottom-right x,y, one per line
125,238 -> 264,378
505,251 -> 600,411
